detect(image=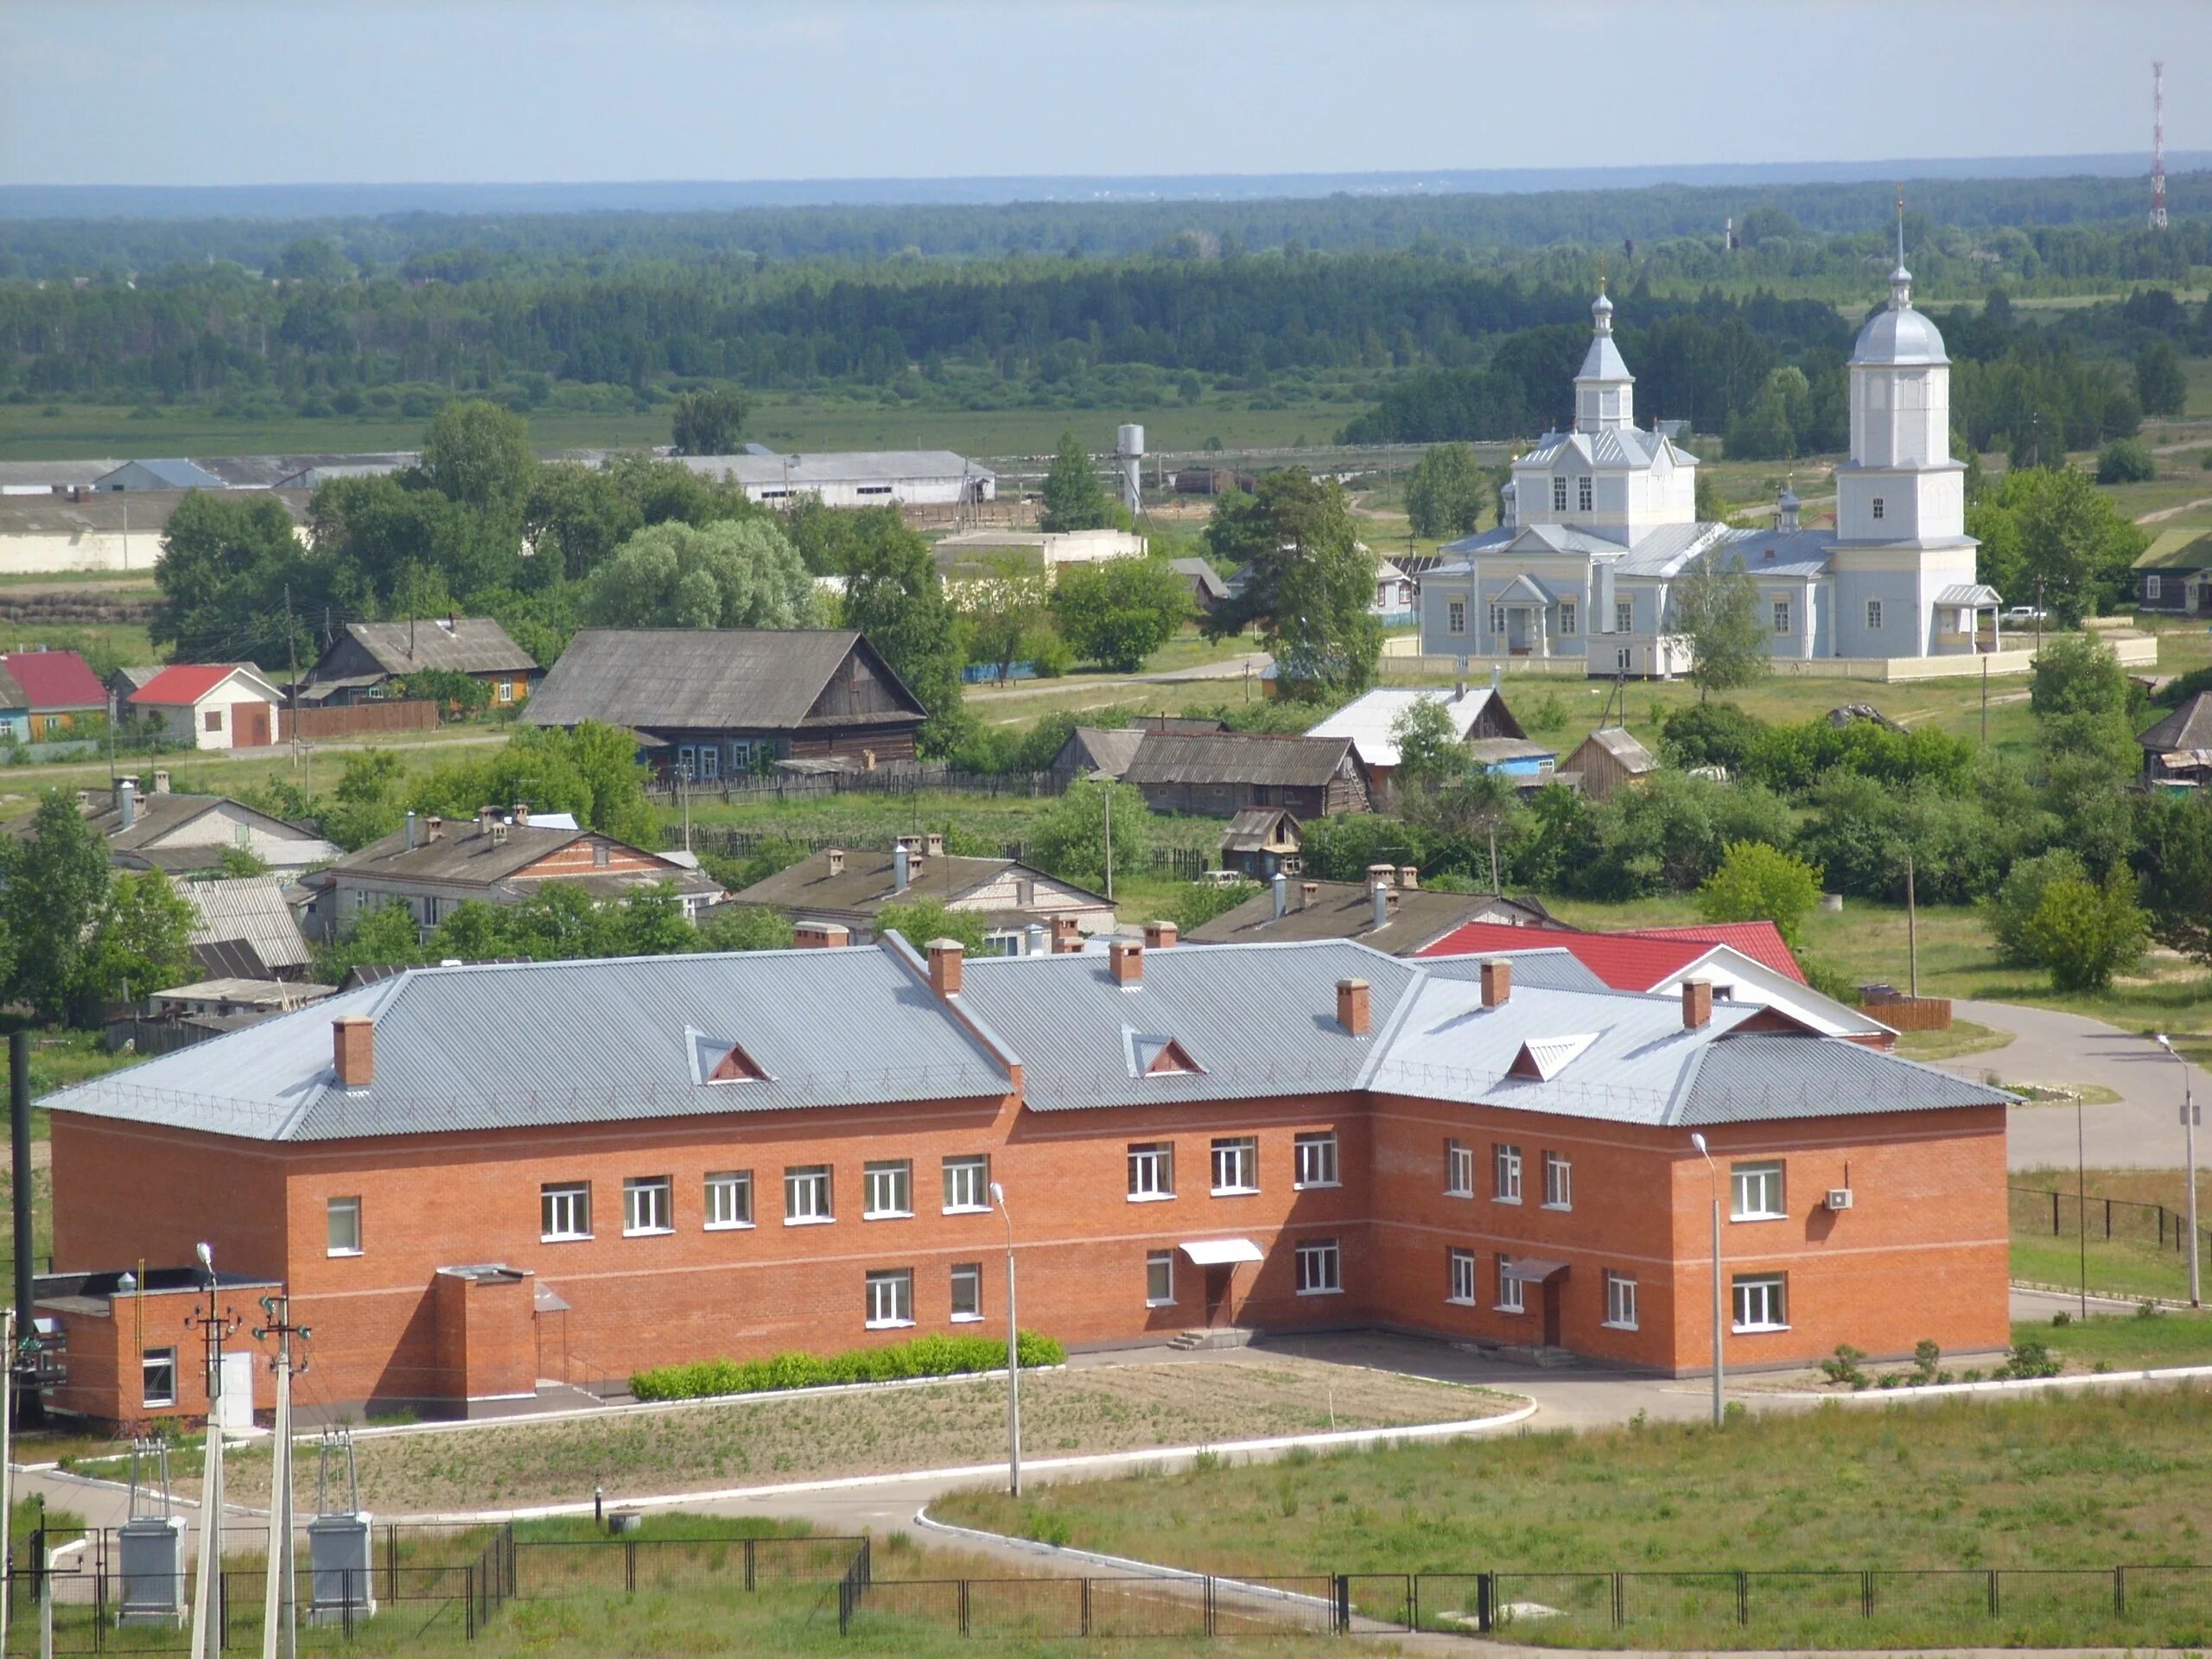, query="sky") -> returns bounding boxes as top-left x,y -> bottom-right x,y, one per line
4,0 -> 2212,188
